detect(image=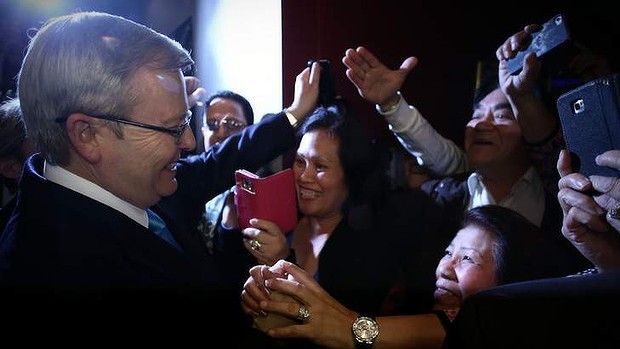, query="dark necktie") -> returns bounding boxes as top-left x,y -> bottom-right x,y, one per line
147,209 -> 182,251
